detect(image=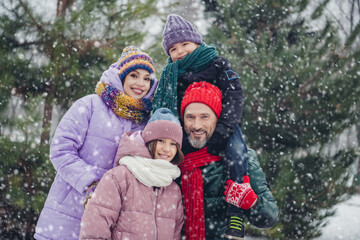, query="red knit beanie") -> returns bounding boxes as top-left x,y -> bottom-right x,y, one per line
180,82 -> 222,118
